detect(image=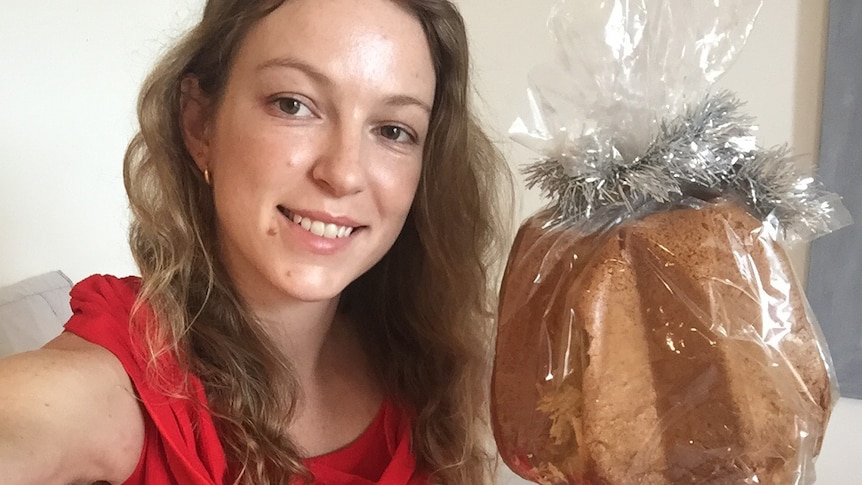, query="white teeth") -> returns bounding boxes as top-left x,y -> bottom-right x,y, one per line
287,211 -> 356,239
324,223 -> 339,238
310,221 -> 325,236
